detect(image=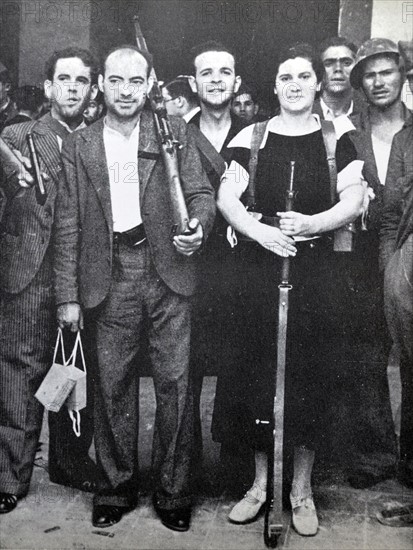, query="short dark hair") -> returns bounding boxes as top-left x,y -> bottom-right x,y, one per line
164,77 -> 198,107
190,40 -> 236,73
317,36 -> 357,57
102,45 -> 153,77
12,85 -> 44,112
233,82 -> 259,104
45,47 -> 100,84
275,43 -> 324,83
